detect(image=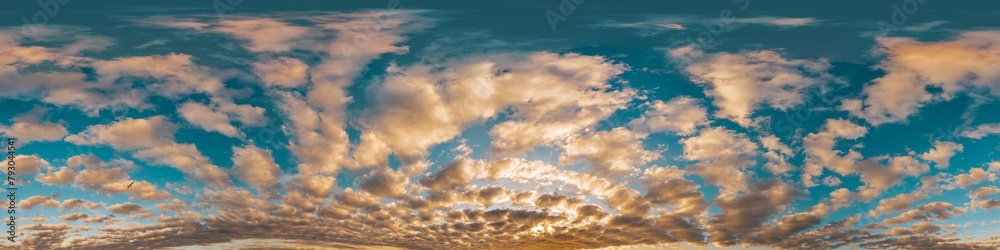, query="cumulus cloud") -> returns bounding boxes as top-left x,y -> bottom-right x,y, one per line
0,106 -> 67,143
803,119 -> 868,187
22,196 -> 59,210
58,198 -> 104,211
888,221 -> 942,236
178,98 -> 266,138
822,176 -> 842,187
107,202 -> 153,218
253,57 -> 309,87
869,192 -> 930,217
179,102 -> 237,136
230,12 -> 432,201
823,155 -> 929,194
420,159 -> 476,192
58,212 -> 90,221
829,187 -> 881,210
215,18 -> 311,52
0,28 -> 116,114
356,52 -> 634,166
36,166 -> 76,185
881,202 -> 966,225
962,123 -> 1000,139
969,186 -> 1000,210
12,154 -> 49,176
709,180 -> 798,246
954,168 -> 997,188
629,96 -> 709,135
639,166 -> 707,217
65,116 -> 232,187
844,31 -> 1000,125
90,53 -> 223,97
680,127 -> 758,193
920,141 -> 963,169
36,155 -> 171,200
760,135 -> 795,174
277,92 -> 348,175
359,168 -> 410,198
10,45 -> 229,115
671,46 -> 833,126
231,145 -> 282,197
970,186 -> 1000,200
81,155 -> 170,200
559,127 -> 659,176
